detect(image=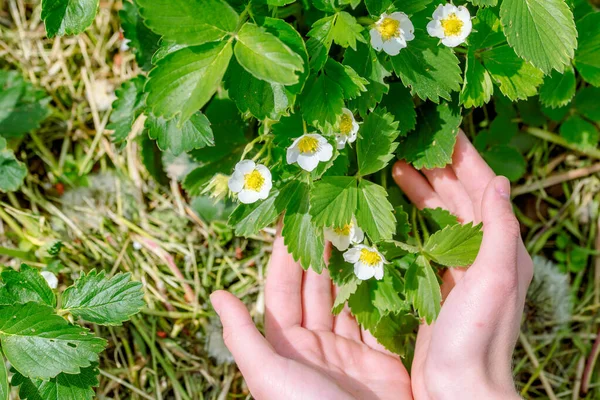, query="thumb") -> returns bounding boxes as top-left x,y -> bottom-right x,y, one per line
210,291 -> 279,373
470,176 -> 520,290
